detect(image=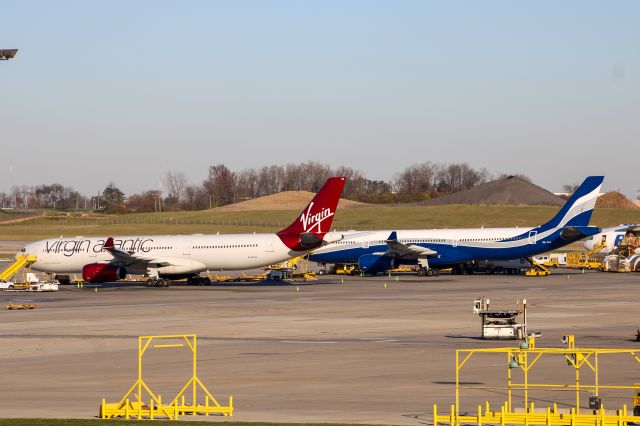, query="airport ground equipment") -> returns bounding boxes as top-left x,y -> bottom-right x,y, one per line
5,302 -> 36,310
629,255 -> 640,272
601,255 -> 631,272
565,243 -> 607,270
454,259 -> 531,275
0,255 -> 37,281
566,251 -> 603,270
524,260 -> 550,276
473,297 -> 527,339
100,334 -> 233,420
433,335 -> 640,425
318,263 -> 361,275
617,232 -> 640,257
